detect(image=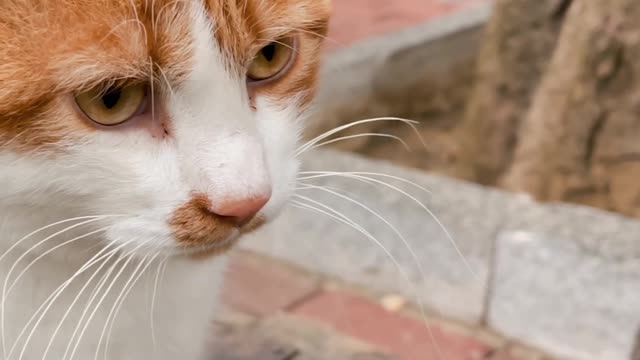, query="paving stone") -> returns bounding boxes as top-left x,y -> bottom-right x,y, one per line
221,251 -> 321,316
489,203 -> 640,360
210,314 -> 398,360
290,290 -> 493,360
241,149 -> 514,324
